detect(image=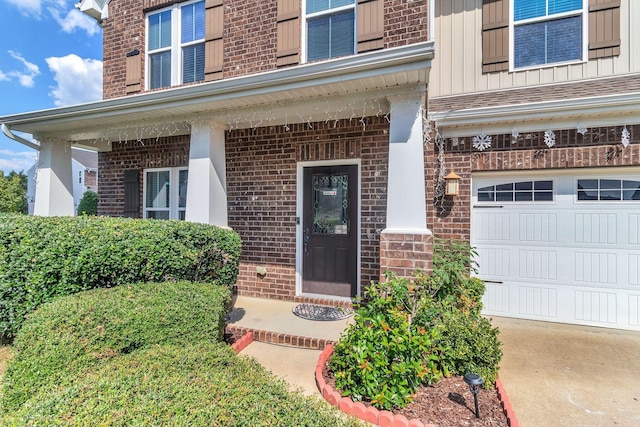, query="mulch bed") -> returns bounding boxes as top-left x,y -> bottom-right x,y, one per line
322,362 -> 508,427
